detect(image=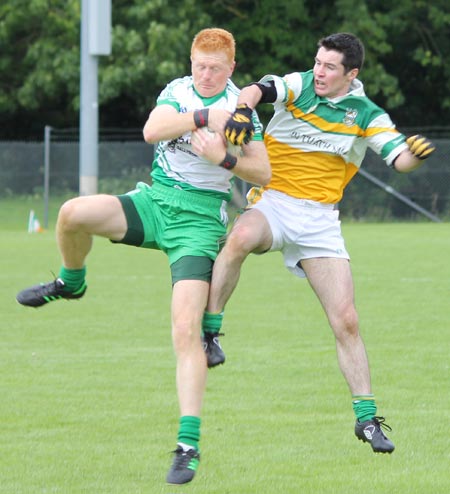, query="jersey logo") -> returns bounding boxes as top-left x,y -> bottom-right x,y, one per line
343,108 -> 358,127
